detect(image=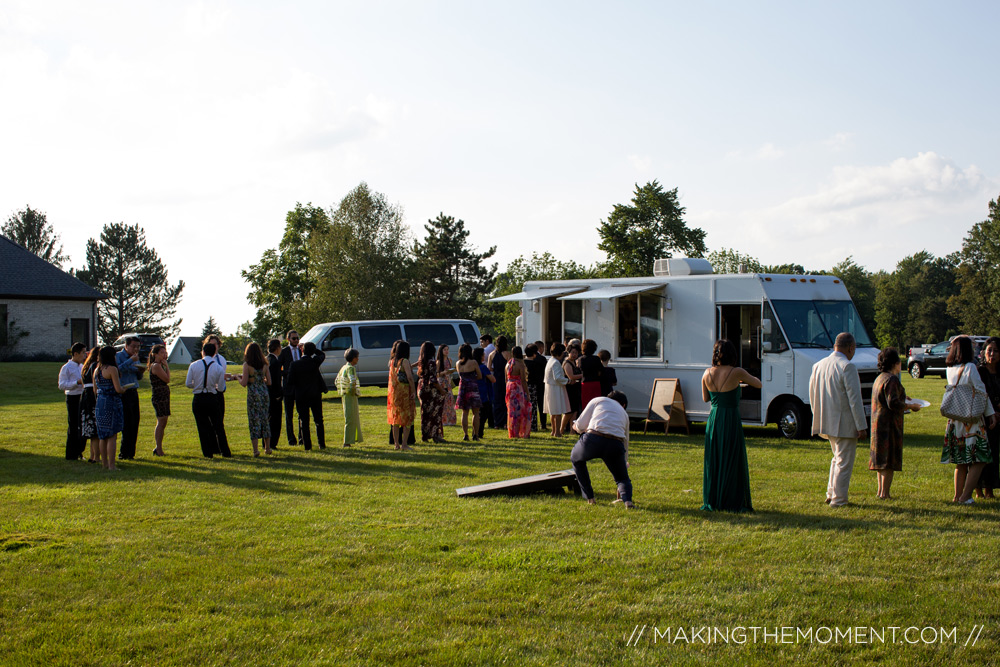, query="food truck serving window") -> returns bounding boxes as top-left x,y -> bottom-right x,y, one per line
770,300 -> 874,349
617,291 -> 663,359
